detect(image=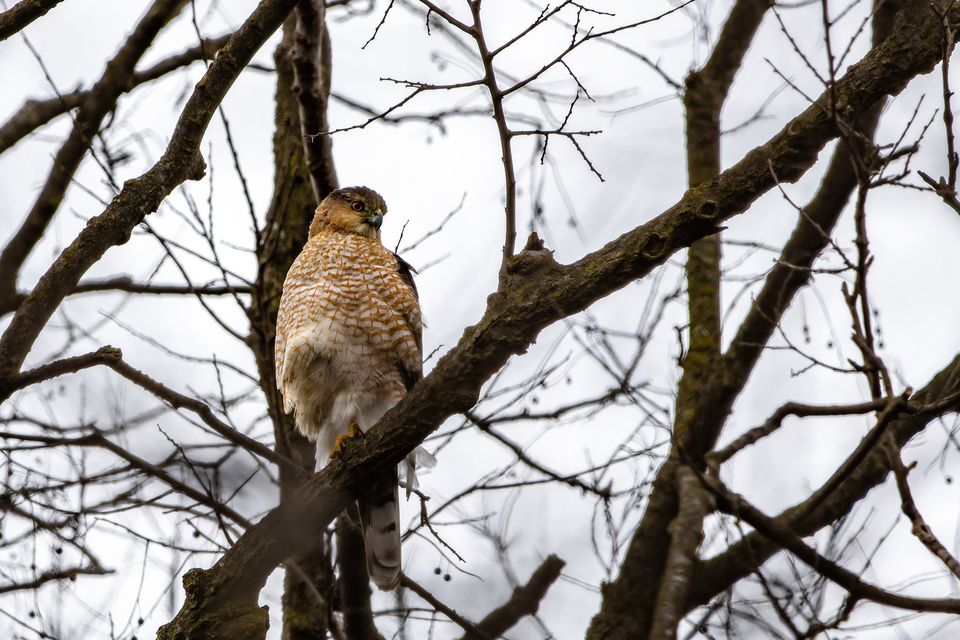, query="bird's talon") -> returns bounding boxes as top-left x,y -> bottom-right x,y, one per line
329,423 -> 365,459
